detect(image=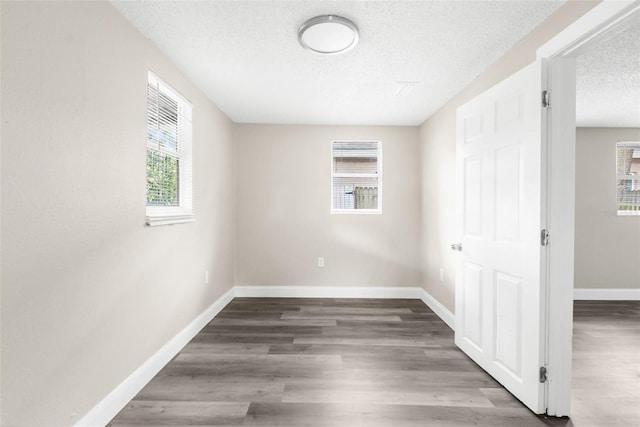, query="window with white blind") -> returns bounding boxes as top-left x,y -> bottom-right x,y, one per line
146,72 -> 194,226
616,141 -> 640,216
331,140 -> 381,213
